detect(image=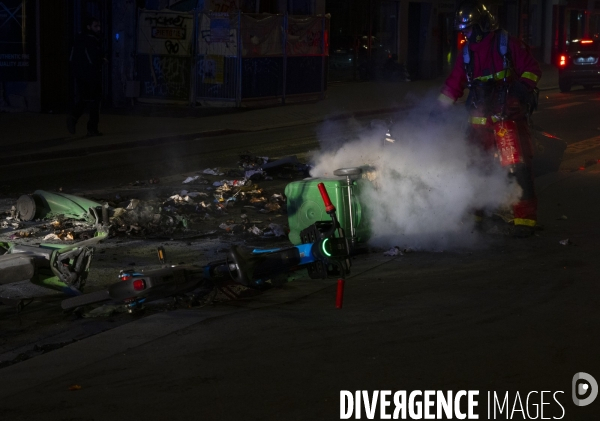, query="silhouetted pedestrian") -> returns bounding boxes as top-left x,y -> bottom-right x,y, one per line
67,17 -> 105,136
